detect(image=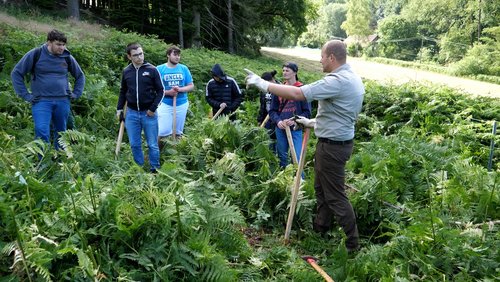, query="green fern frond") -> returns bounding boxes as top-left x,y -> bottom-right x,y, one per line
205,194 -> 245,229
21,139 -> 47,159
1,241 -> 17,257
169,242 -> 199,276
58,129 -> 92,159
